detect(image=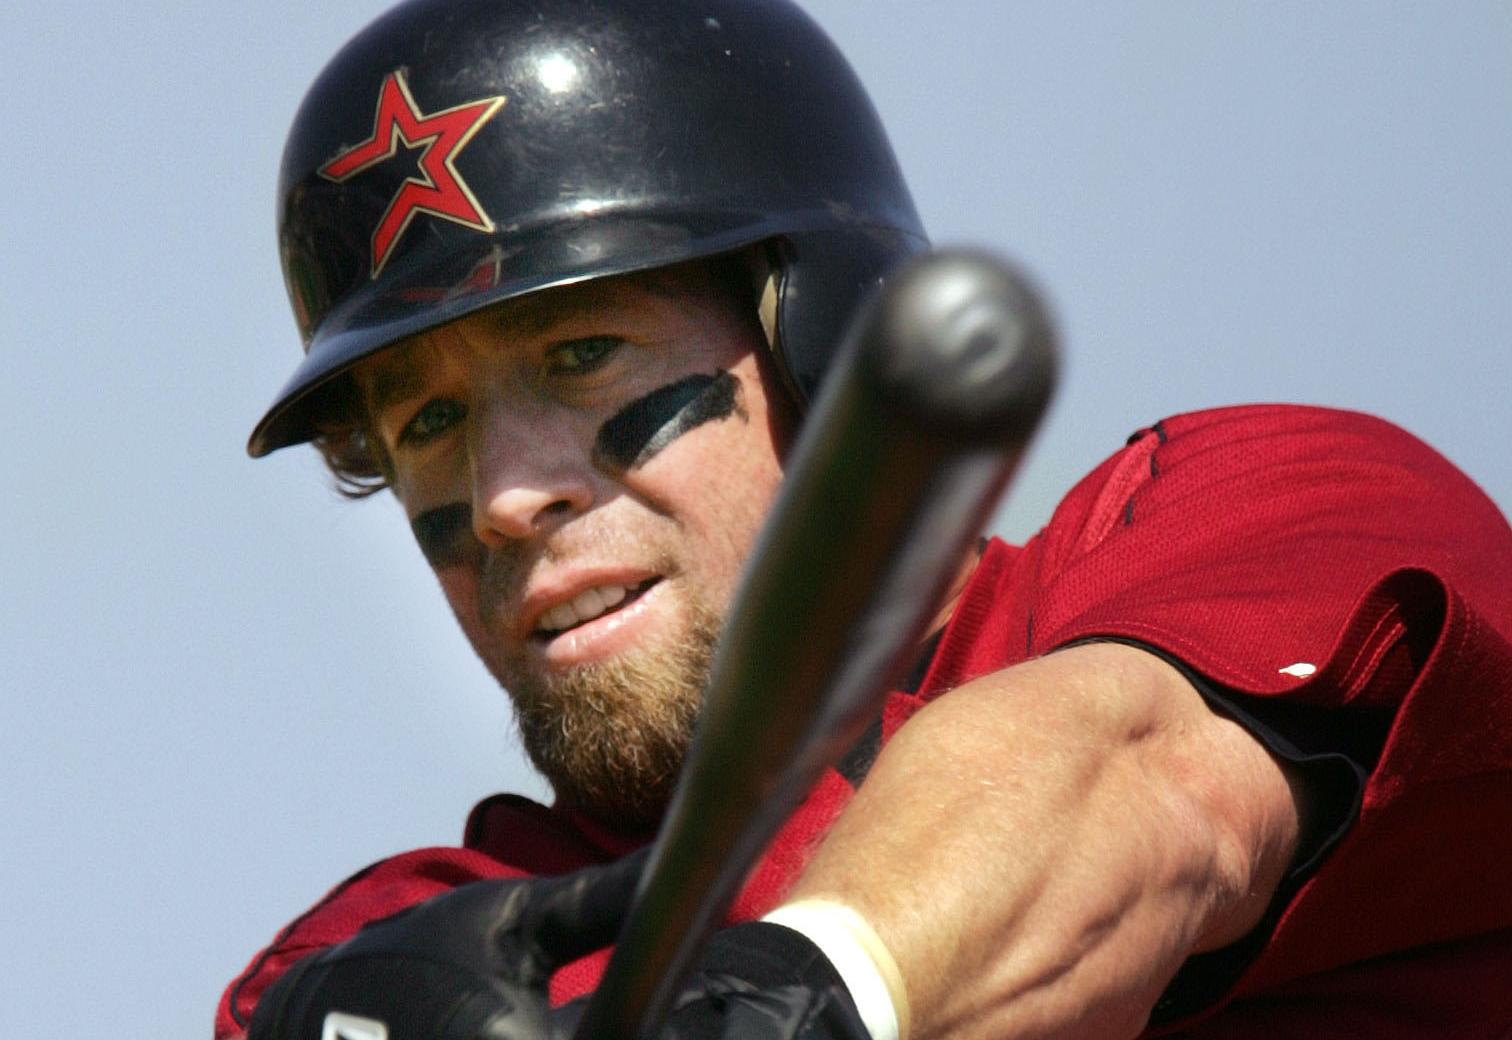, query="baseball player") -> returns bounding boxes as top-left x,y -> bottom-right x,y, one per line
219,0 -> 1512,1037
